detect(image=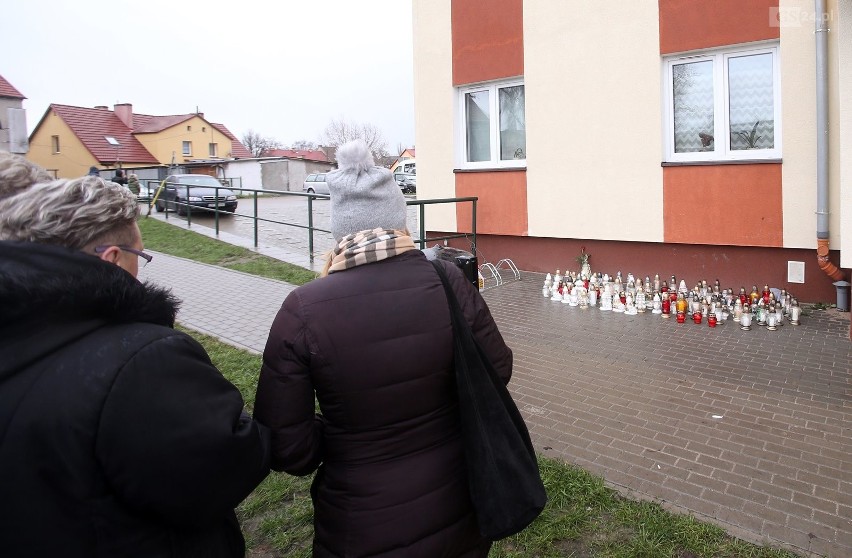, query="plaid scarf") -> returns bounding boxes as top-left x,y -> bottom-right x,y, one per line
327,228 -> 416,274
